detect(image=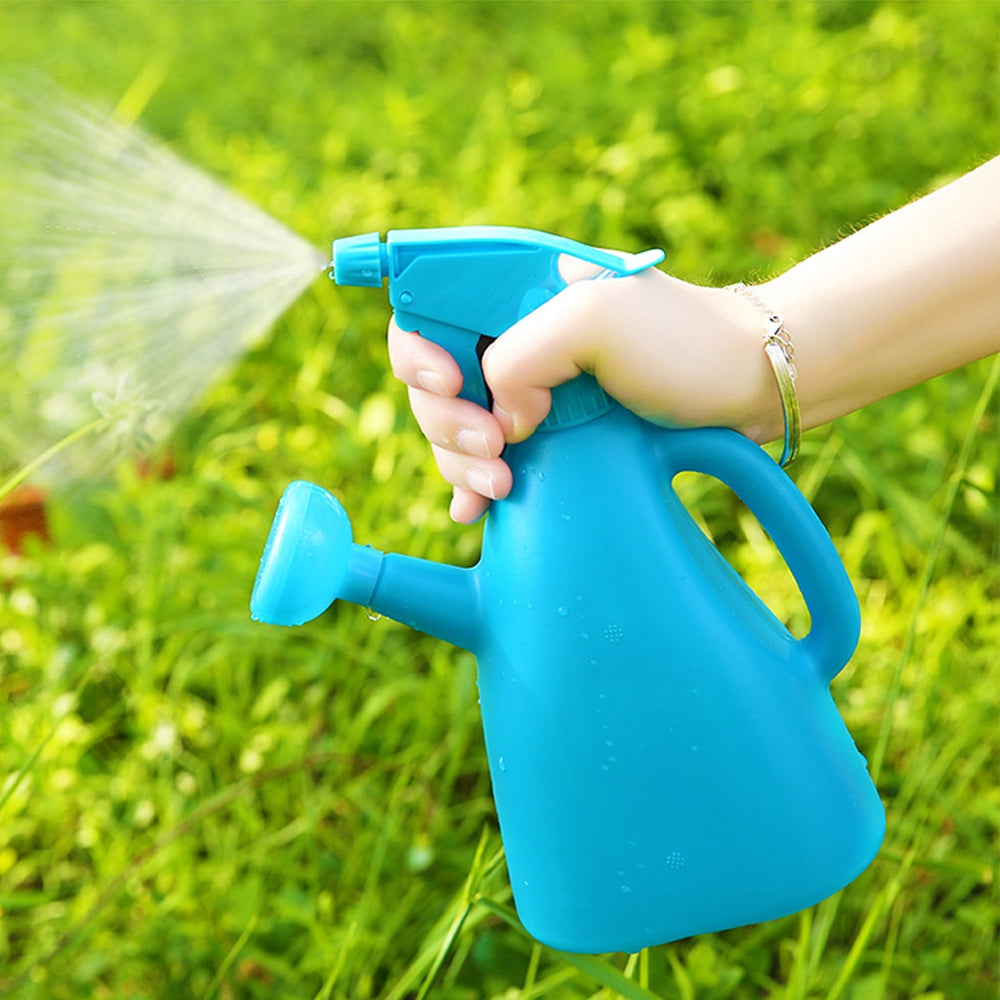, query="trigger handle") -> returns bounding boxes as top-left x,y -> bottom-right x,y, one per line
393,312 -> 494,410
332,228 -> 665,410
